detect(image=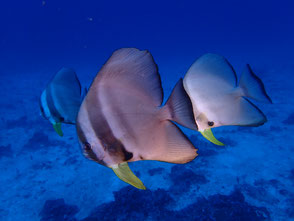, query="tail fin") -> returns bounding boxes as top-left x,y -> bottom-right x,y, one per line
164,79 -> 198,130
239,64 -> 272,103
145,121 -> 198,164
